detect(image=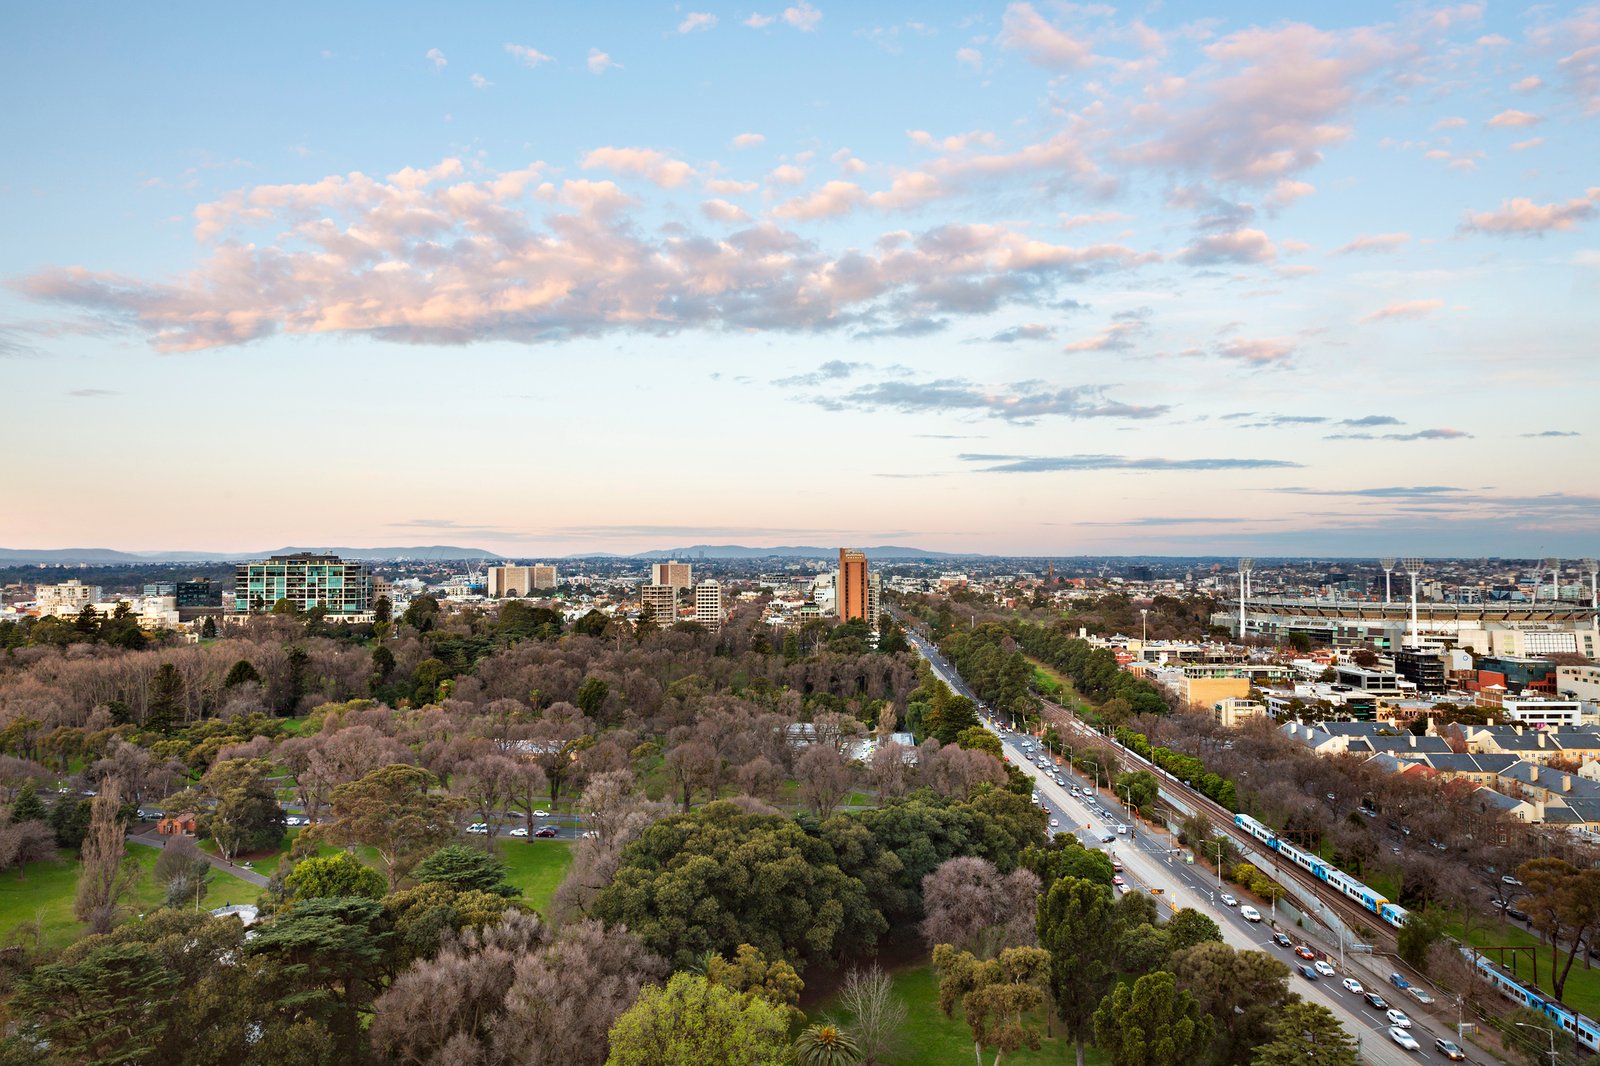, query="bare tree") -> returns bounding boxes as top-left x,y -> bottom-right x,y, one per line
796,744 -> 852,819
870,742 -> 916,801
838,963 -> 908,1066
735,756 -> 783,803
73,777 -> 139,934
0,819 -> 56,876
920,856 -> 1040,959
505,760 -> 552,838
663,740 -> 717,812
453,754 -> 520,849
925,746 -> 1006,800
